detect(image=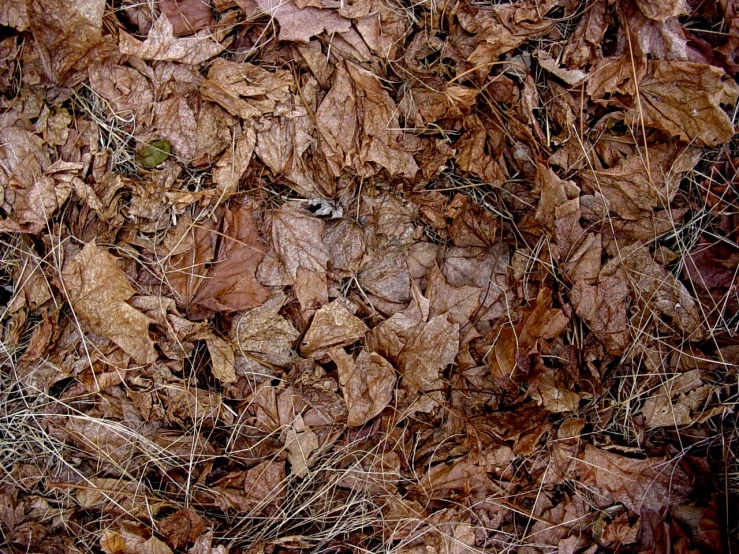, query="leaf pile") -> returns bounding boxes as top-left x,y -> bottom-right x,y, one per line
0,0 -> 738,553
